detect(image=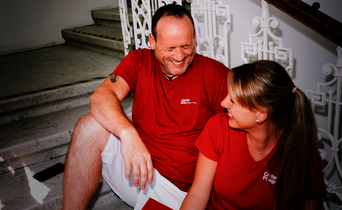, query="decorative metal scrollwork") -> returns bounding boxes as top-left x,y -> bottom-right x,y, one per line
241,0 -> 293,72
119,0 -> 182,55
306,46 -> 342,210
191,0 -> 231,67
119,0 -> 133,56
